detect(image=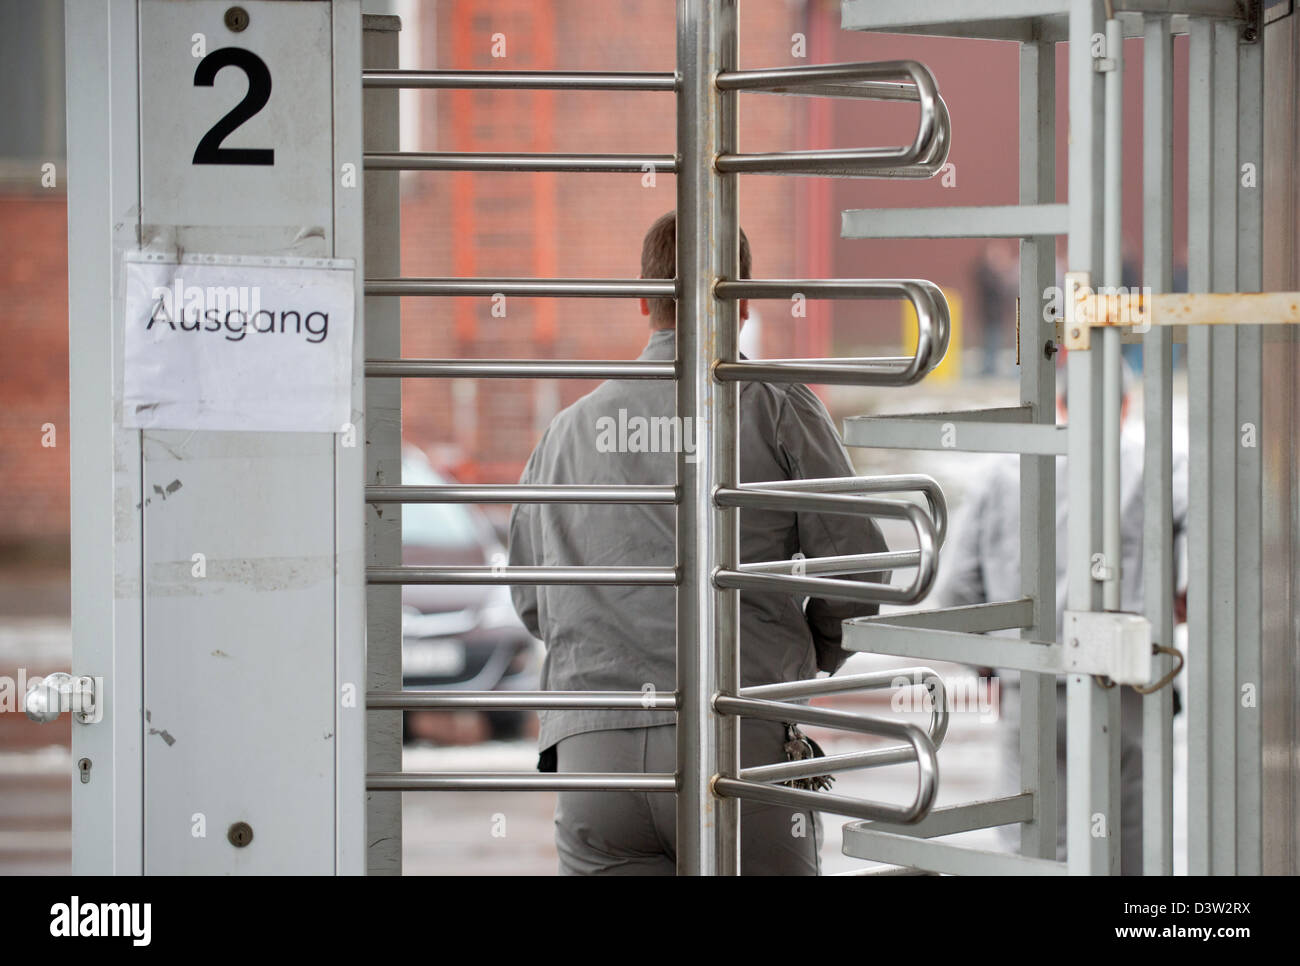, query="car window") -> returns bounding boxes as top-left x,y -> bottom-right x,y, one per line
402,501 -> 480,548
400,454 -> 482,548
